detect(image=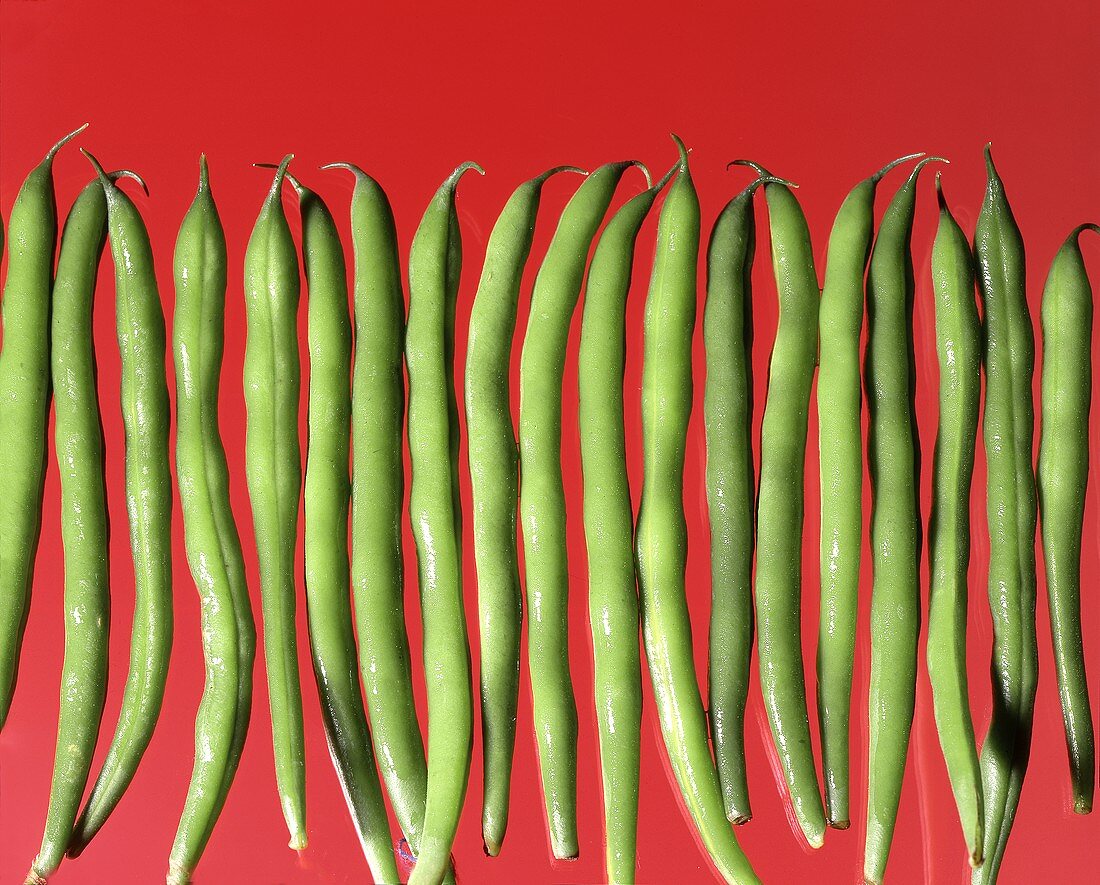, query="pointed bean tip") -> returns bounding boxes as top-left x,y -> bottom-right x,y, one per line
983,142 -> 997,179
45,123 -> 89,163
198,154 -> 209,192
870,151 -> 925,184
